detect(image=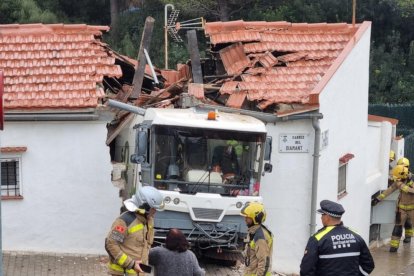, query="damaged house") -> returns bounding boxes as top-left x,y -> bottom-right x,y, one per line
0,18 -> 399,274
112,20 -> 400,273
